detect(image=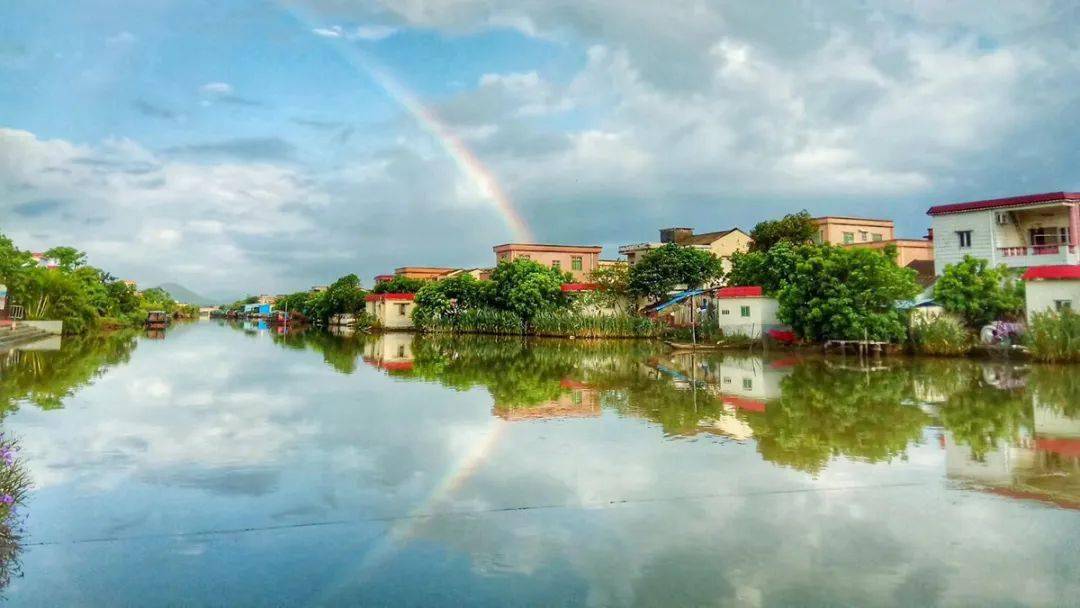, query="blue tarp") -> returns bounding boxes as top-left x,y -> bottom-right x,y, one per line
243,303 -> 271,315
649,289 -> 708,313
